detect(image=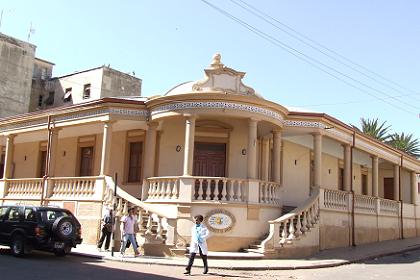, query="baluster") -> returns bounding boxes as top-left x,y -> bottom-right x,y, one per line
287,218 -> 295,240
259,183 -> 263,203
145,215 -> 153,235
221,180 -> 227,201
156,216 -> 162,239
205,180 -> 211,201
301,211 -> 307,233
280,221 -> 288,244
270,184 -> 275,203
171,179 -> 178,199
227,180 -> 233,201
197,179 -> 203,200
295,214 -> 302,237
165,180 -> 172,198
237,181 -> 243,202
116,199 -> 123,216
